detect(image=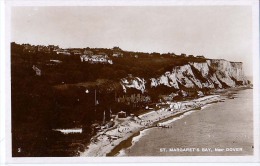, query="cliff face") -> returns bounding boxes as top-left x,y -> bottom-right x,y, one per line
191,62 -> 220,88
151,64 -> 203,89
120,59 -> 248,93
209,59 -> 247,87
120,76 -> 146,93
